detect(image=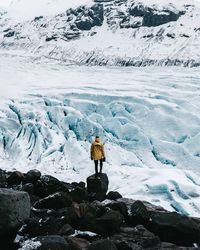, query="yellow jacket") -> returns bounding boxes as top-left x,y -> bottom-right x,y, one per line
90,139 -> 105,160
